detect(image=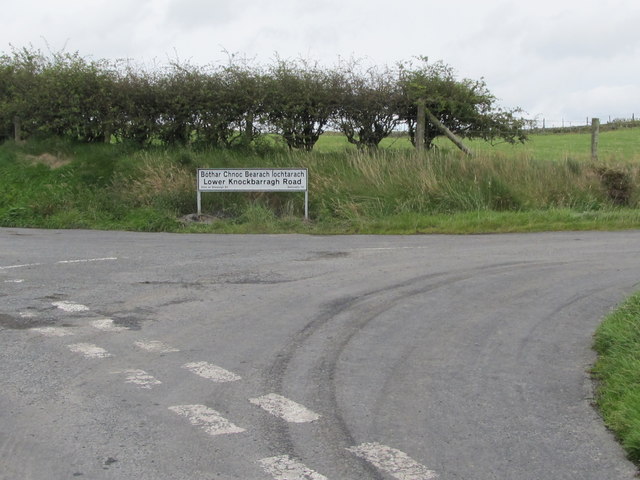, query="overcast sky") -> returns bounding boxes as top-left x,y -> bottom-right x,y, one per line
2,0 -> 639,127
